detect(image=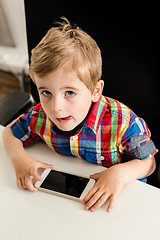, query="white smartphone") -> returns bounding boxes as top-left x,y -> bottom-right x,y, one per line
35,169 -> 95,201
